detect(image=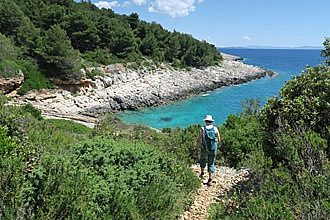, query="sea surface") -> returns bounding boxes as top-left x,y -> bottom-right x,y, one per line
118,49 -> 324,129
